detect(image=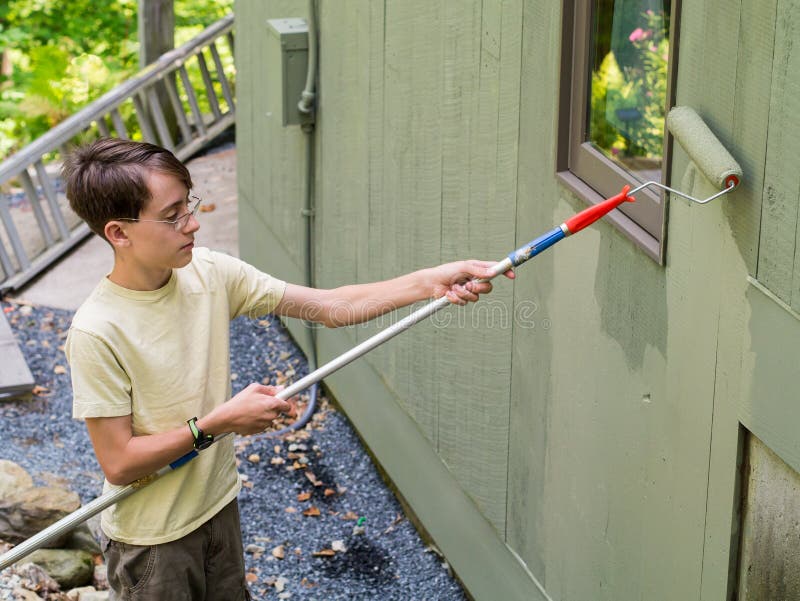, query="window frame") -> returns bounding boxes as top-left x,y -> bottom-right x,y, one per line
557,0 -> 681,264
